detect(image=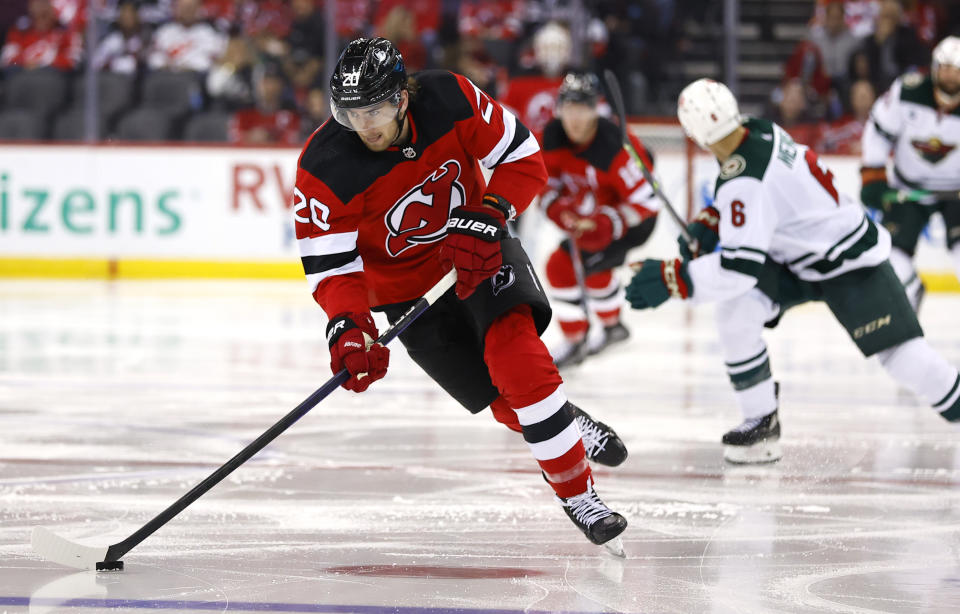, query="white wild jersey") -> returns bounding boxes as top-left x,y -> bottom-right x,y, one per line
689,118 -> 890,303
862,72 -> 960,192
